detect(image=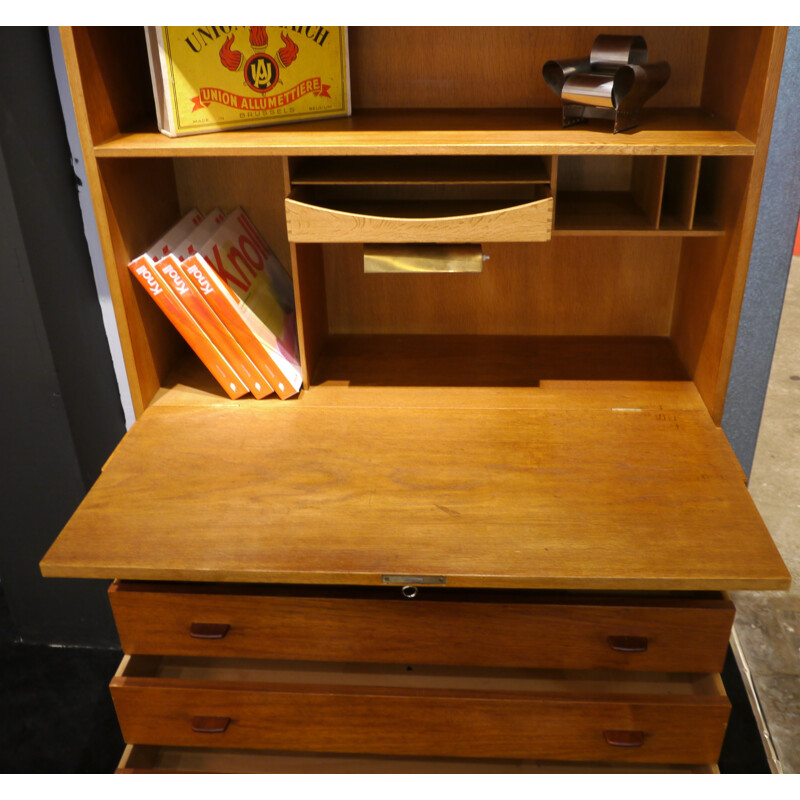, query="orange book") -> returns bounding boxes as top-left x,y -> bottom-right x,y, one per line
128,255 -> 248,400
181,252 -> 299,399
156,255 -> 273,399
197,208 -> 302,399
